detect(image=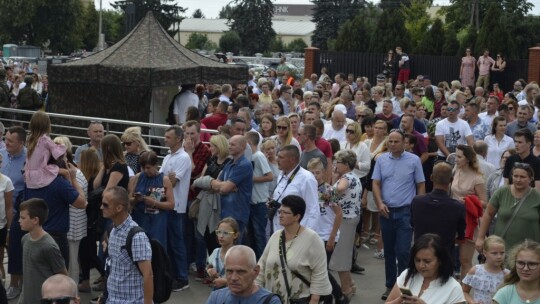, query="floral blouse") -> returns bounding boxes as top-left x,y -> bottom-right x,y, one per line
333,172 -> 362,219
